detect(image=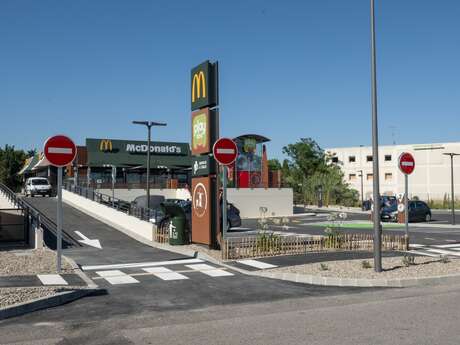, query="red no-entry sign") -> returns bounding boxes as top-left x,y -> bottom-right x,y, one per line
398,152 -> 415,175
44,135 -> 77,167
213,138 -> 238,166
